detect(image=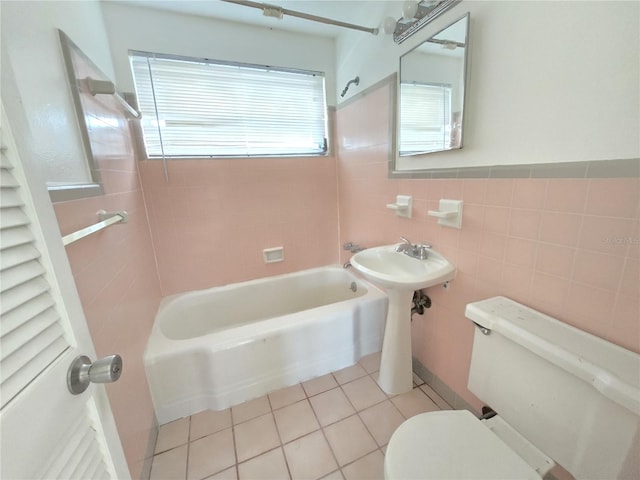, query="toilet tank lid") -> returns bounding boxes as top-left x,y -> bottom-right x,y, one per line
465,296 -> 640,417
